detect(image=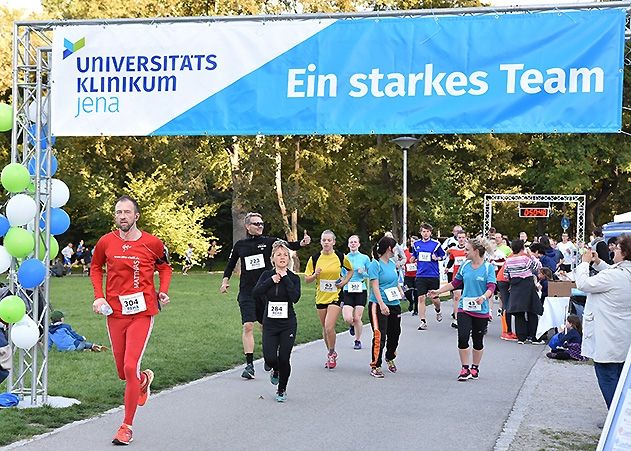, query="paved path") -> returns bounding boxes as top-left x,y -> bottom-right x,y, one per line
6,303 -> 545,451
